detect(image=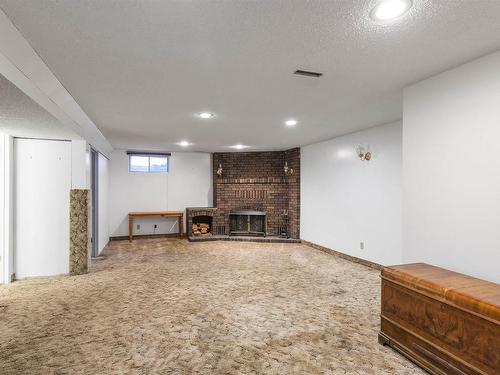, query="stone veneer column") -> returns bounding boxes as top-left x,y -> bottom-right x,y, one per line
69,189 -> 91,275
